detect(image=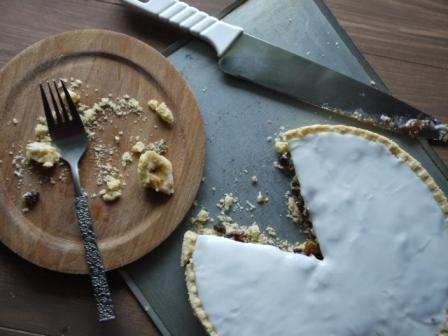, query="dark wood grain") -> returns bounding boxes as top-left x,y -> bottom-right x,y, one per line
325,0 -> 448,163
325,0 -> 448,68
0,0 -> 232,68
0,244 -> 156,336
0,327 -> 46,336
0,0 -> 447,335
